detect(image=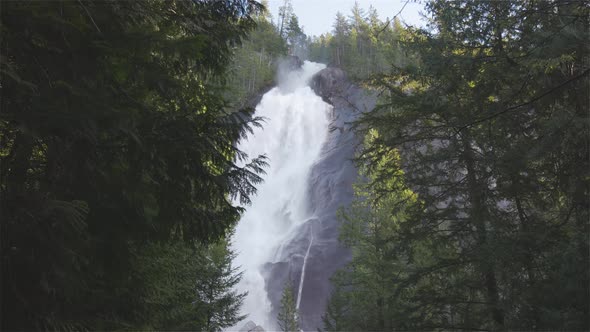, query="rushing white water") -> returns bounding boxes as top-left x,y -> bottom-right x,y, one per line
231,61 -> 331,329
